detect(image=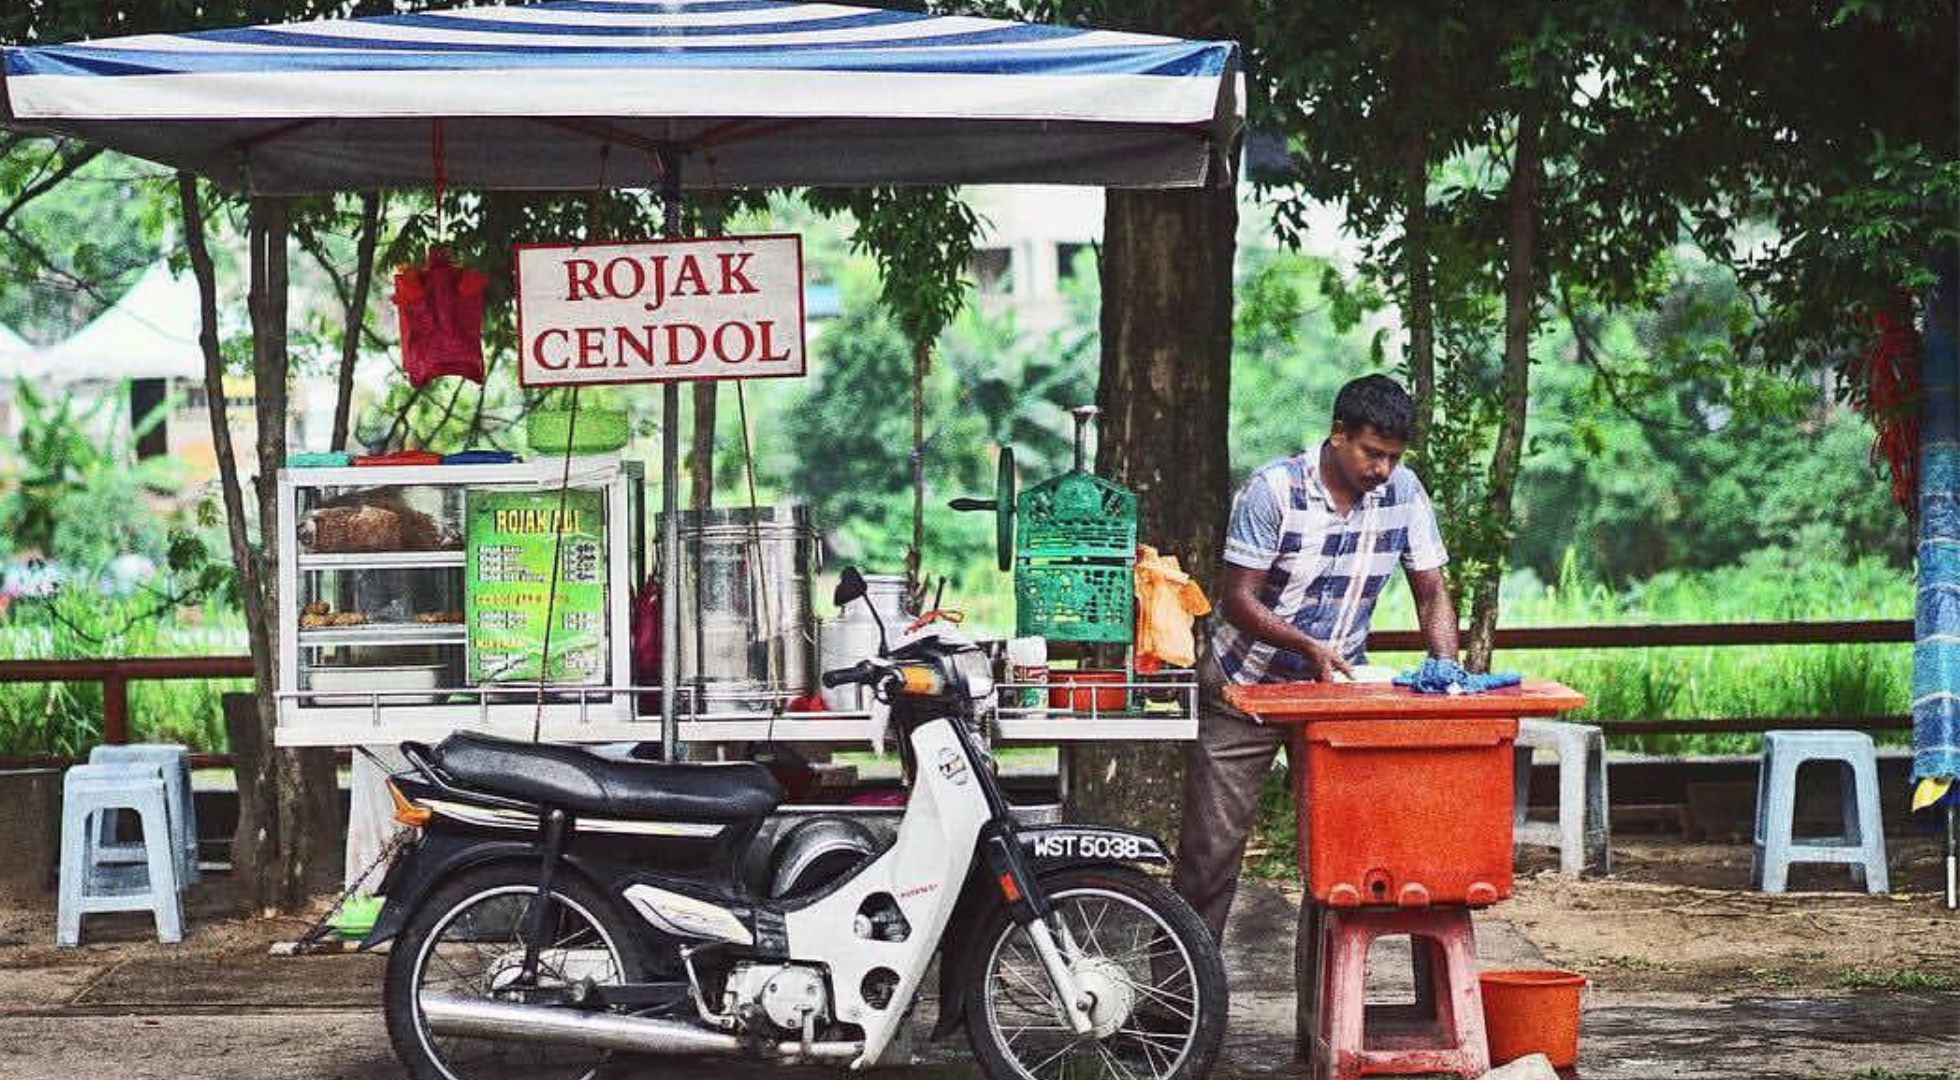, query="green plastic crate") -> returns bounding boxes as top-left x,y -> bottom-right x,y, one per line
1014,560 -> 1134,643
